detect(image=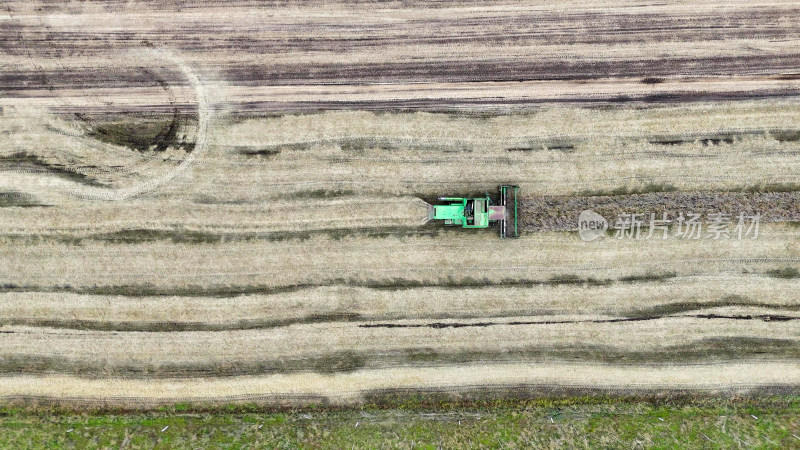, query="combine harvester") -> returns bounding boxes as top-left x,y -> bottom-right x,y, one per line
427,185 -> 520,238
